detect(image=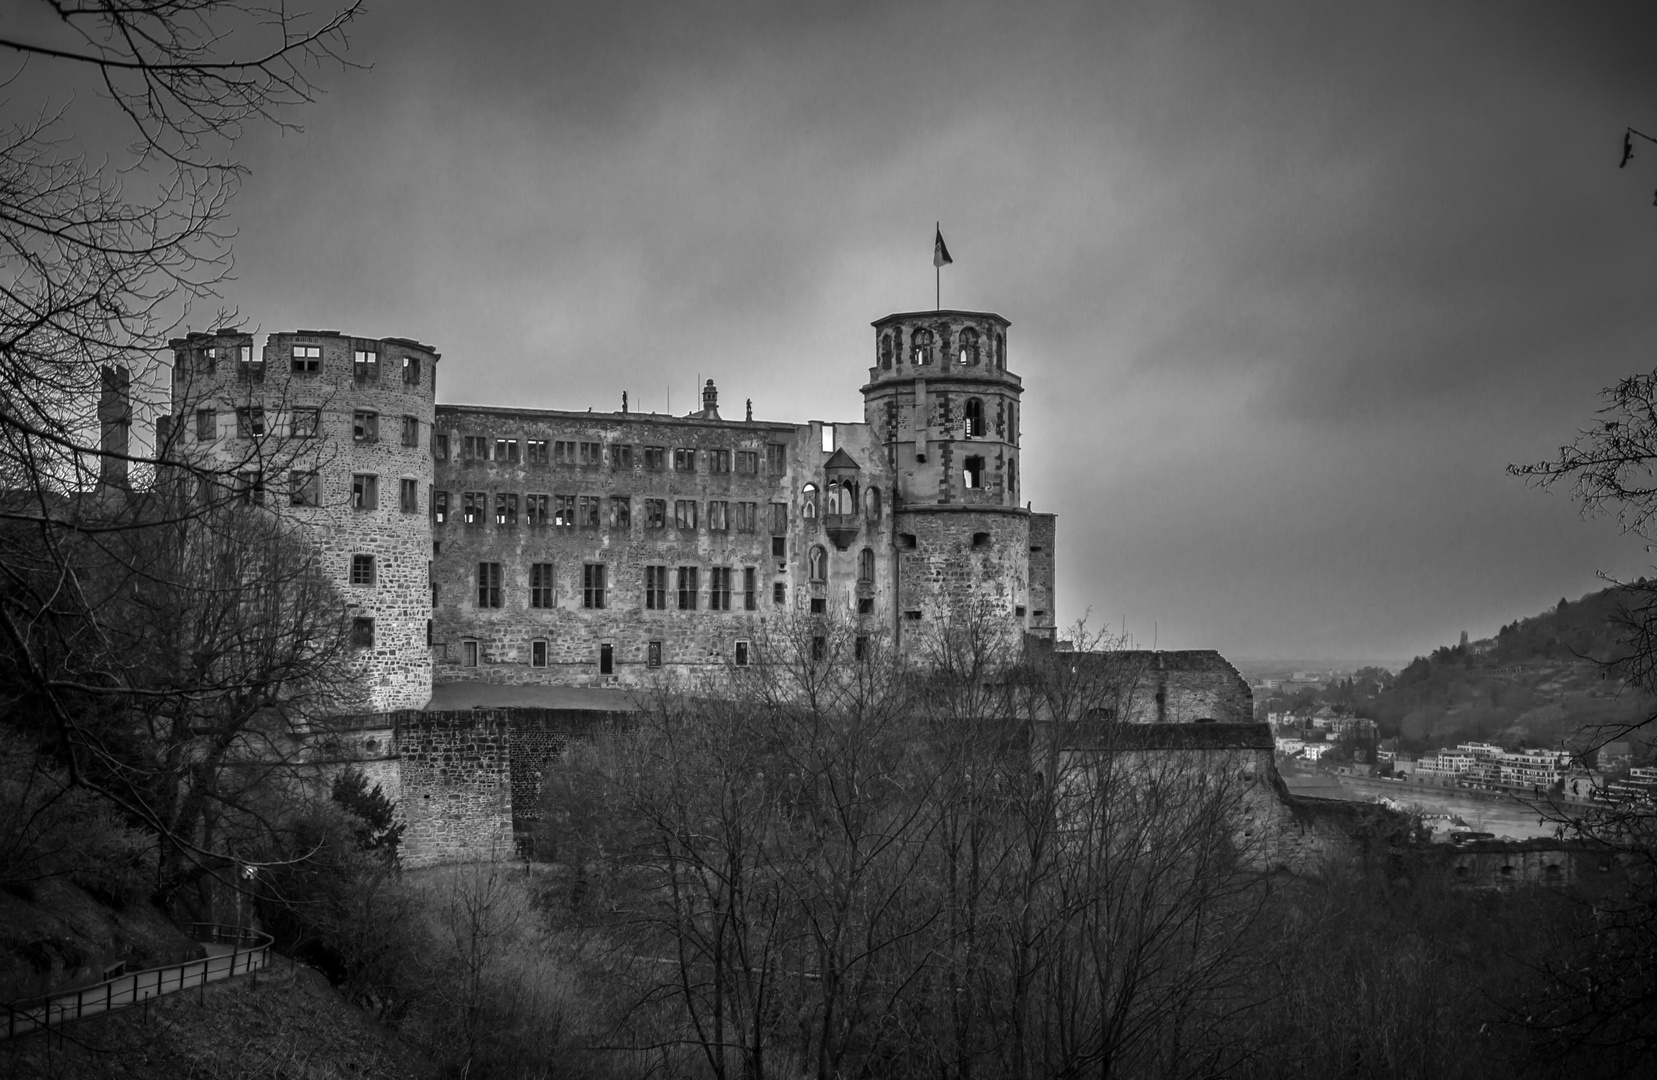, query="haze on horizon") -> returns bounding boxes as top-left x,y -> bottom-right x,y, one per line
14,0 -> 1657,670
